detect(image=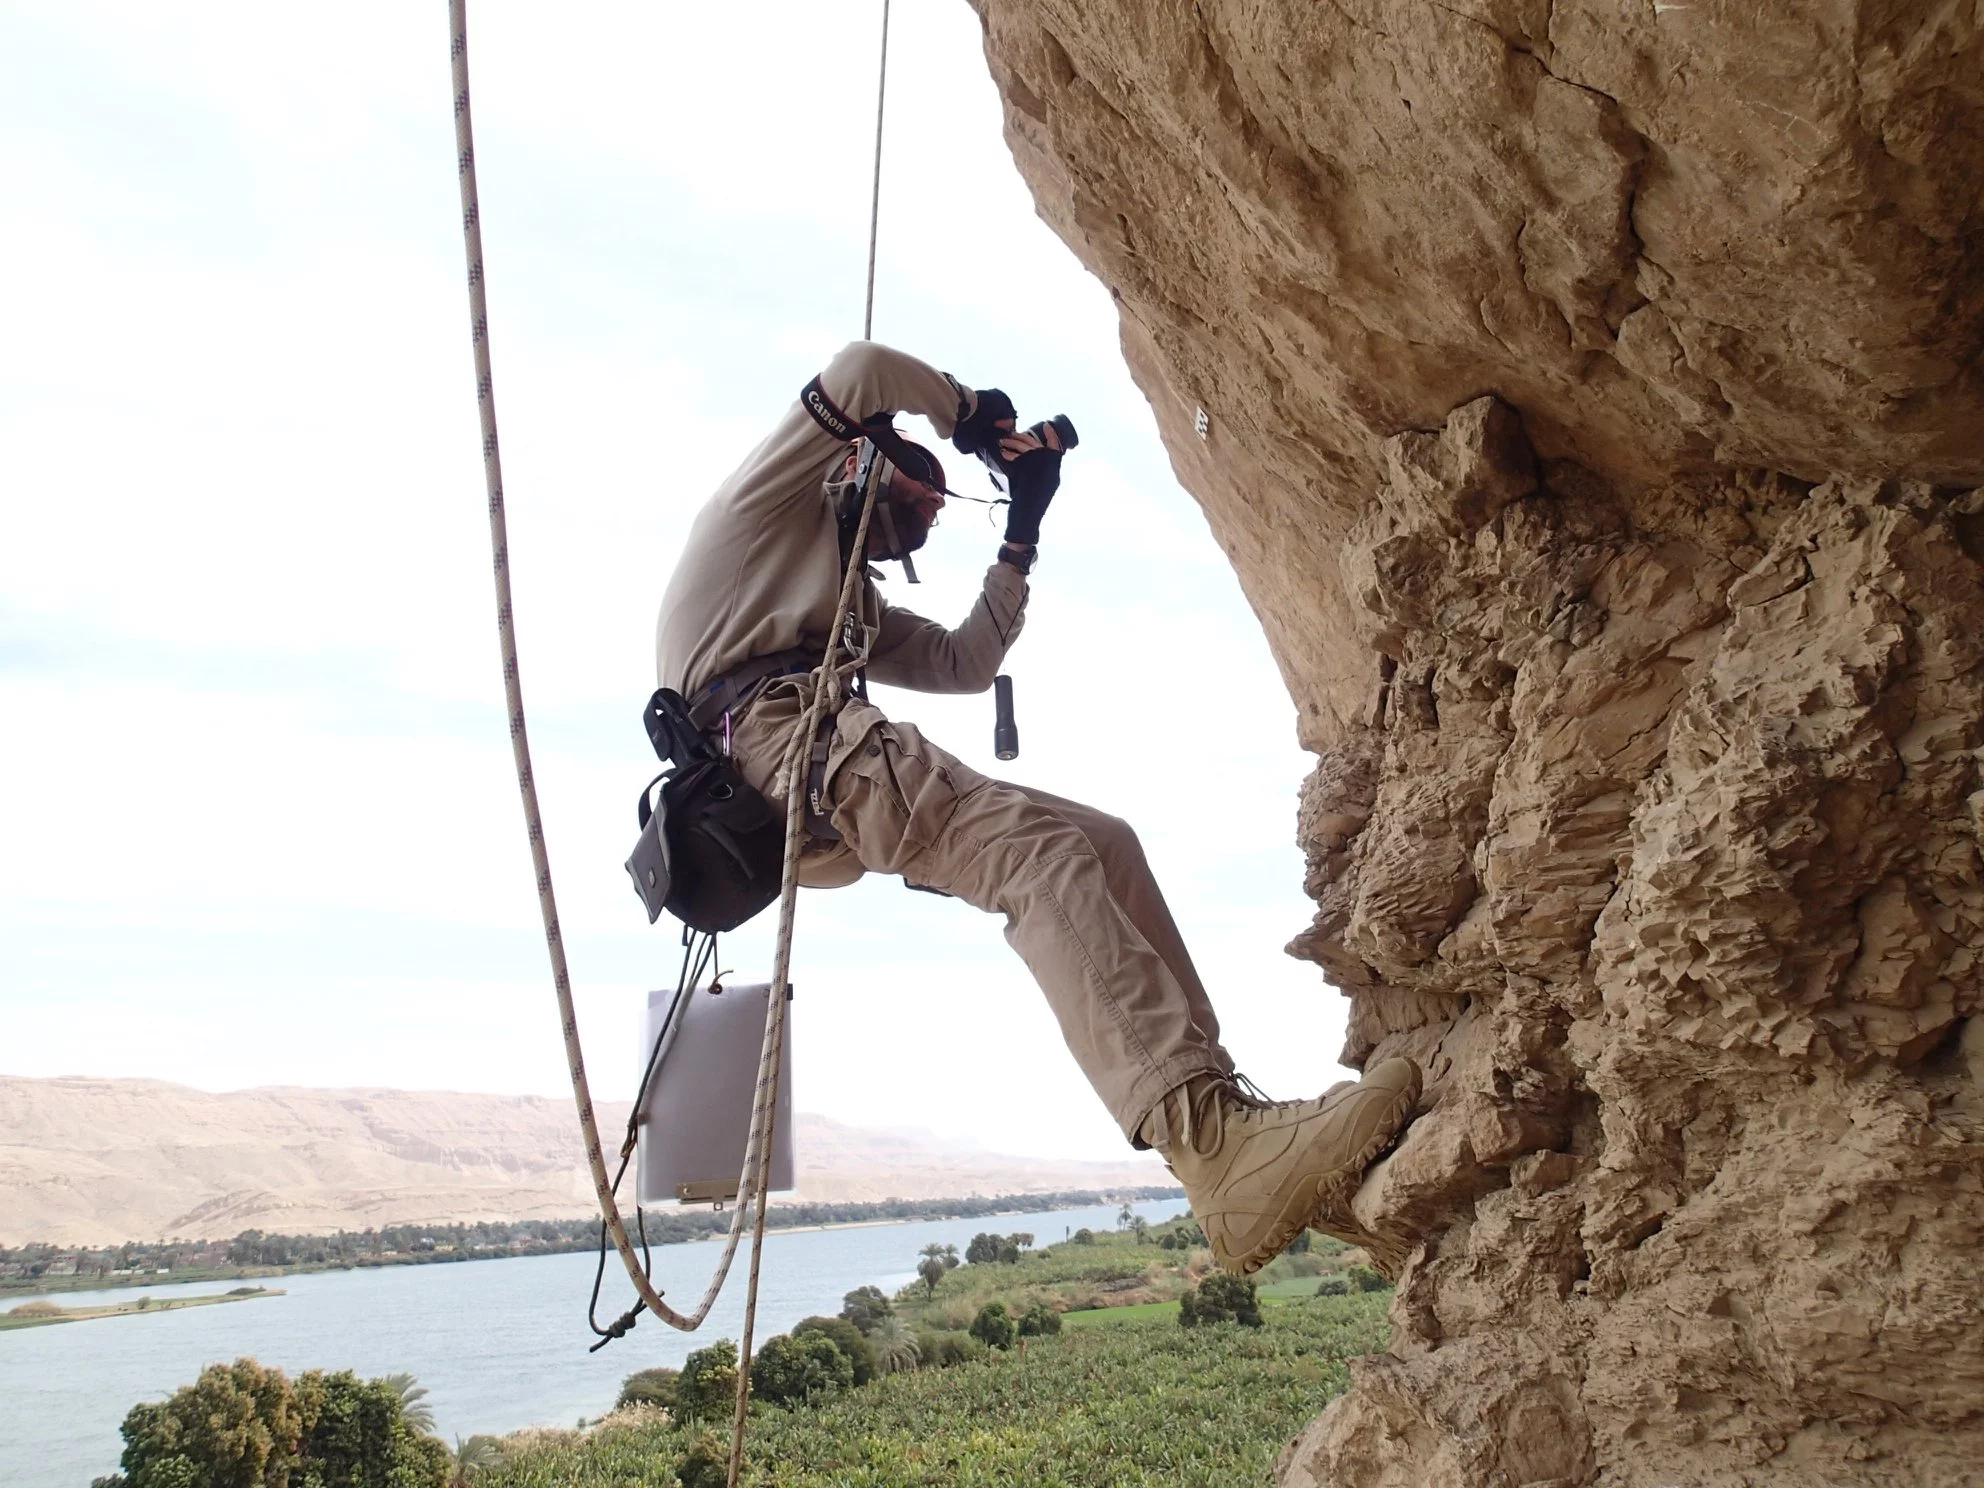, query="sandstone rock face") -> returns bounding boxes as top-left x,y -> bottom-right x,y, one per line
972,2 -> 1984,1483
